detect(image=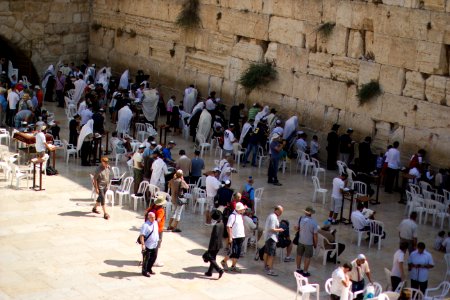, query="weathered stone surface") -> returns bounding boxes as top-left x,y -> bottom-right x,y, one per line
358,61 -> 381,86
336,1 -> 352,28
264,43 -> 308,73
262,0 -> 295,18
380,93 -> 418,127
416,101 -> 450,129
351,2 -> 374,31
265,67 -> 294,95
294,0 -> 323,23
225,57 -> 250,82
423,0 -> 446,11
317,78 -> 348,110
317,25 -> 348,56
347,30 -> 364,59
446,80 -> 450,105
268,16 -> 305,48
388,37 -> 417,70
403,71 -> 425,100
220,0 -> 263,13
307,52 -> 332,78
427,12 -> 450,44
416,41 -> 448,75
379,65 -> 405,95
346,85 -> 382,119
231,40 -> 264,62
219,8 -> 270,40
425,75 -> 447,105
331,57 -> 359,83
292,74 -> 320,102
